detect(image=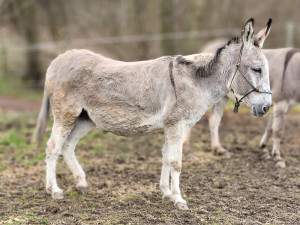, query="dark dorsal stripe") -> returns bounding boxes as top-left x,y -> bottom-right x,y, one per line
281,49 -> 300,91
169,60 -> 177,100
